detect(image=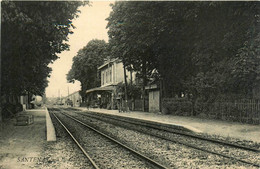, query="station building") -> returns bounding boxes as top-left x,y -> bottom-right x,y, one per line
86,58 -> 134,109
